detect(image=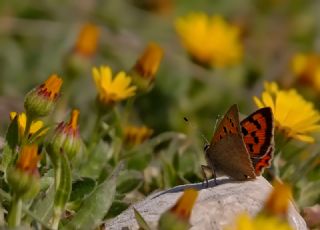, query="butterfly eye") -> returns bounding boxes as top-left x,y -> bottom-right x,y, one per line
204,144 -> 210,151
